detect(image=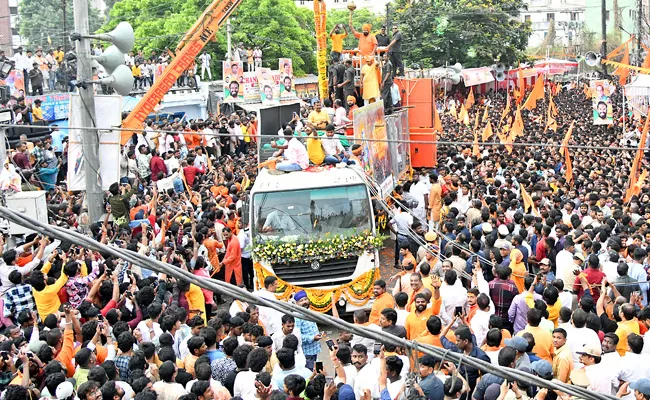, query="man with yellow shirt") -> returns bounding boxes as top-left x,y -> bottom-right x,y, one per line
53,46 -> 64,63
551,327 -> 572,382
369,279 -> 395,325
31,99 -> 44,122
329,24 -> 348,62
30,266 -> 69,320
614,303 -> 640,356
515,308 -> 554,362
305,126 -> 325,166
307,102 -> 330,130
